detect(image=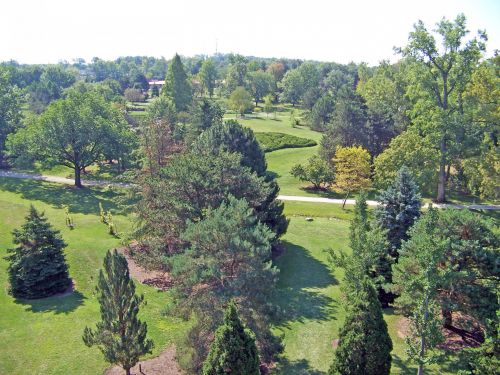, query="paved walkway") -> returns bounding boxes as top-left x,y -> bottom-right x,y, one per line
1,170 -> 499,211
